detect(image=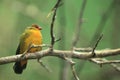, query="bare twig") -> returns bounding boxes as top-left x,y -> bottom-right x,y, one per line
55,38 -> 61,43
37,59 -> 52,72
50,0 -> 61,49
90,58 -> 120,65
74,34 -> 102,80
71,64 -> 80,80
72,0 -> 87,48
64,57 -> 80,80
91,34 -> 103,56
90,58 -> 120,71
